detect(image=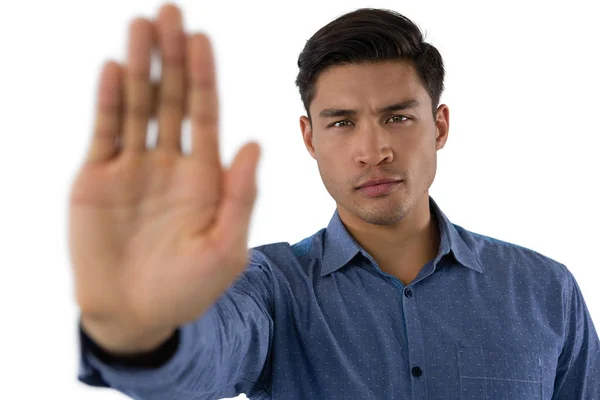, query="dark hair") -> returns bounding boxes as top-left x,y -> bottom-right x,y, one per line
295,8 -> 445,124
